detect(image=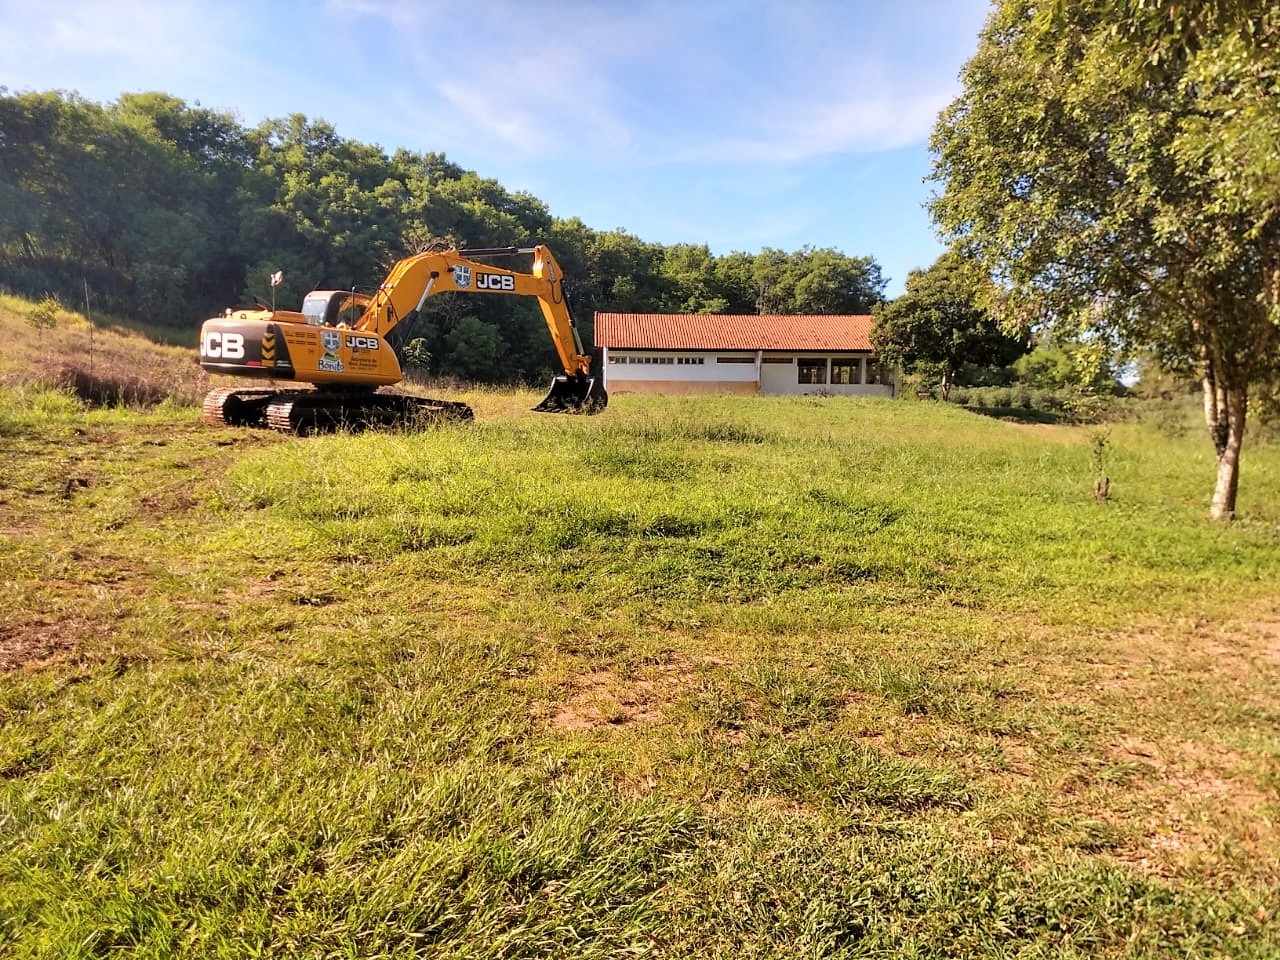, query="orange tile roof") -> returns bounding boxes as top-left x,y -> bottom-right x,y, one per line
594,313 -> 874,351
